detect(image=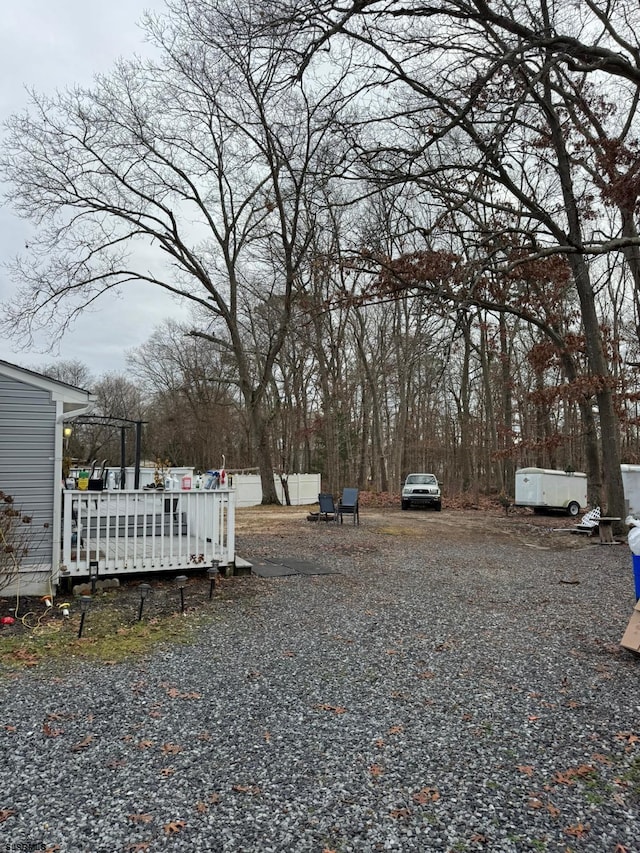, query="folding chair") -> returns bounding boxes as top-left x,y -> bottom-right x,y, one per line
337,488 -> 359,525
318,493 -> 337,522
